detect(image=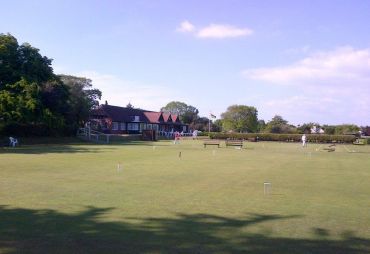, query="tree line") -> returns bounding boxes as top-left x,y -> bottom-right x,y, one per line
161,102 -> 367,136
1,33 -> 368,137
0,33 -> 101,136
